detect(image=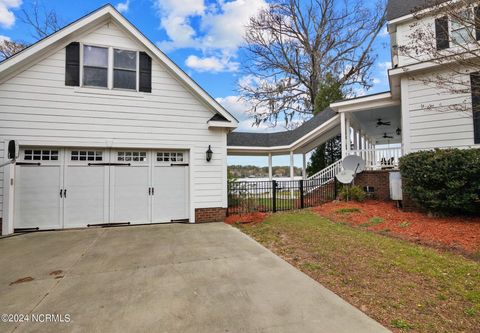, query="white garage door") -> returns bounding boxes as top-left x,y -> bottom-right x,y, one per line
14,148 -> 189,230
